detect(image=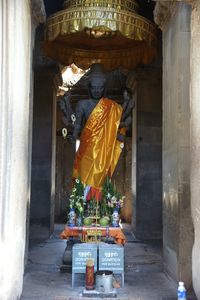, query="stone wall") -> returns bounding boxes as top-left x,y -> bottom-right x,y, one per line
30,67 -> 61,240
55,107 -> 75,222
161,2 -> 193,287
134,65 -> 162,239
190,1 -> 200,298
0,1 -> 44,299
113,138 -> 133,223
